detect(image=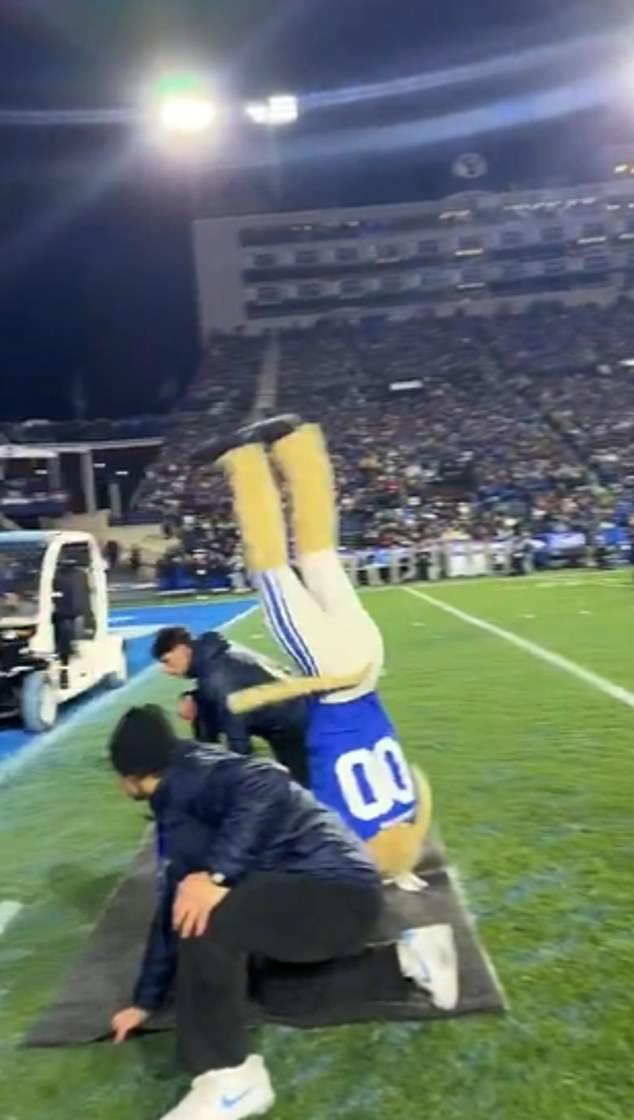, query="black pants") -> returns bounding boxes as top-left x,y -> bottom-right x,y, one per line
53,616 -> 75,667
268,730 -> 309,788
176,873 -> 402,1075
